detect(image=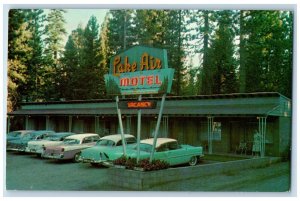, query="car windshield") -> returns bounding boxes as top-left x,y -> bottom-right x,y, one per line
136,143 -> 153,153
44,135 -> 61,141
7,131 -> 22,137
97,139 -> 115,146
63,139 -> 80,145
21,133 -> 38,140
